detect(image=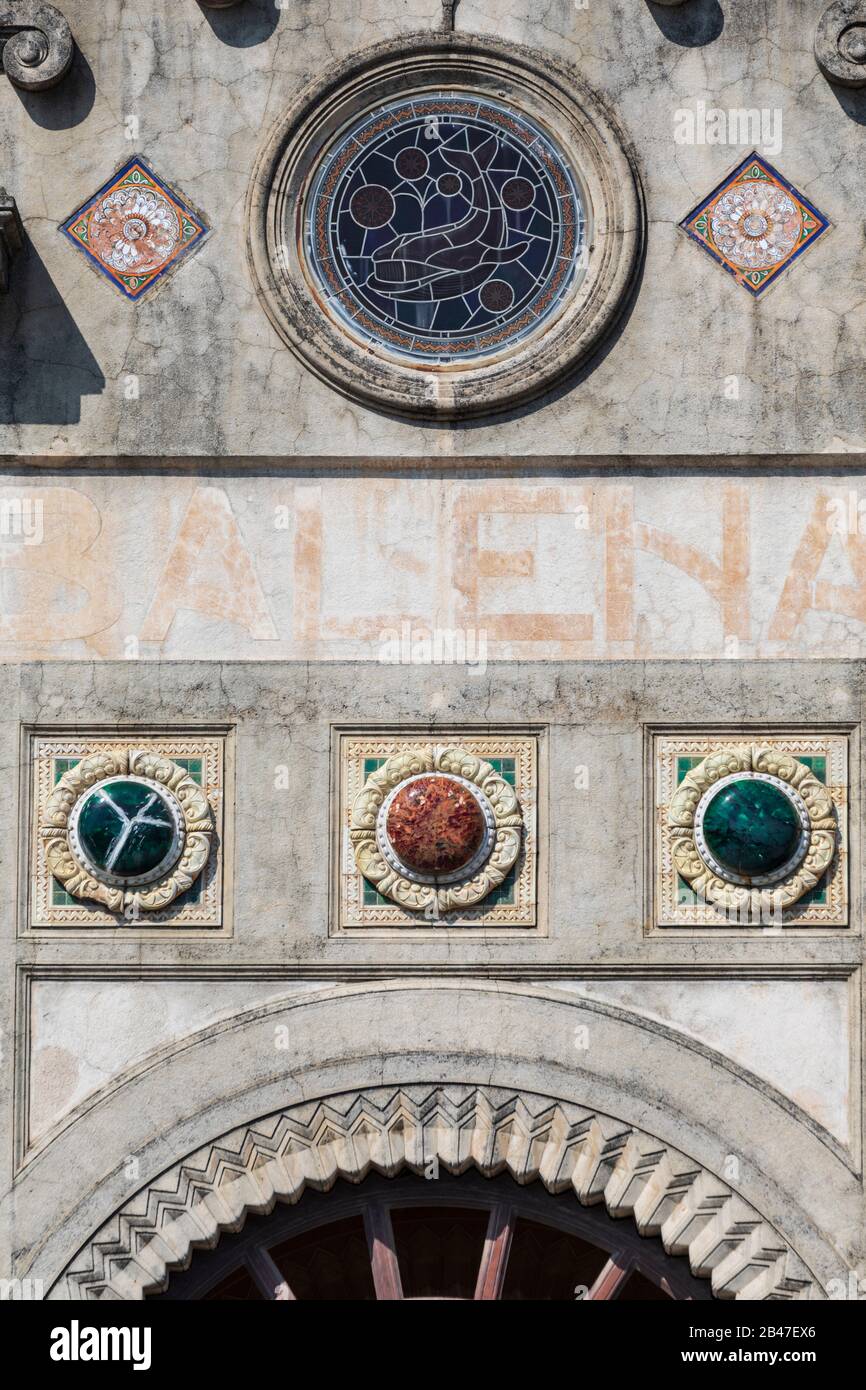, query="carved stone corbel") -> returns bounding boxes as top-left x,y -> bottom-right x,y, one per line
0,3 -> 73,91
816,1 -> 866,86
0,189 -> 23,291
